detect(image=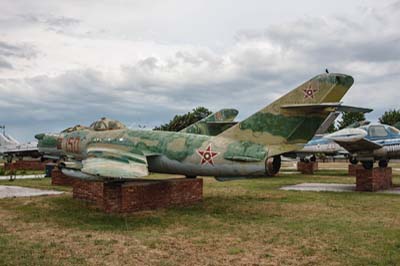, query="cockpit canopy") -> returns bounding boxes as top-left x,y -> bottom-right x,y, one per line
89,117 -> 127,131
359,124 -> 400,138
61,124 -> 89,133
